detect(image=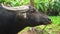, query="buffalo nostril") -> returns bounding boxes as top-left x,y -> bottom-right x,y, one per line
46,18 -> 51,24
48,19 -> 51,21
